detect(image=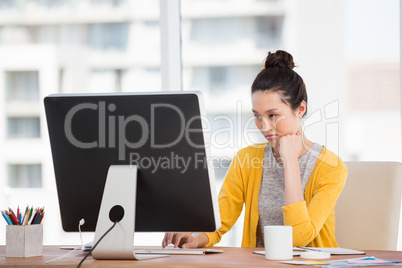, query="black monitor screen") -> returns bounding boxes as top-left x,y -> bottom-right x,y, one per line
44,92 -> 219,233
